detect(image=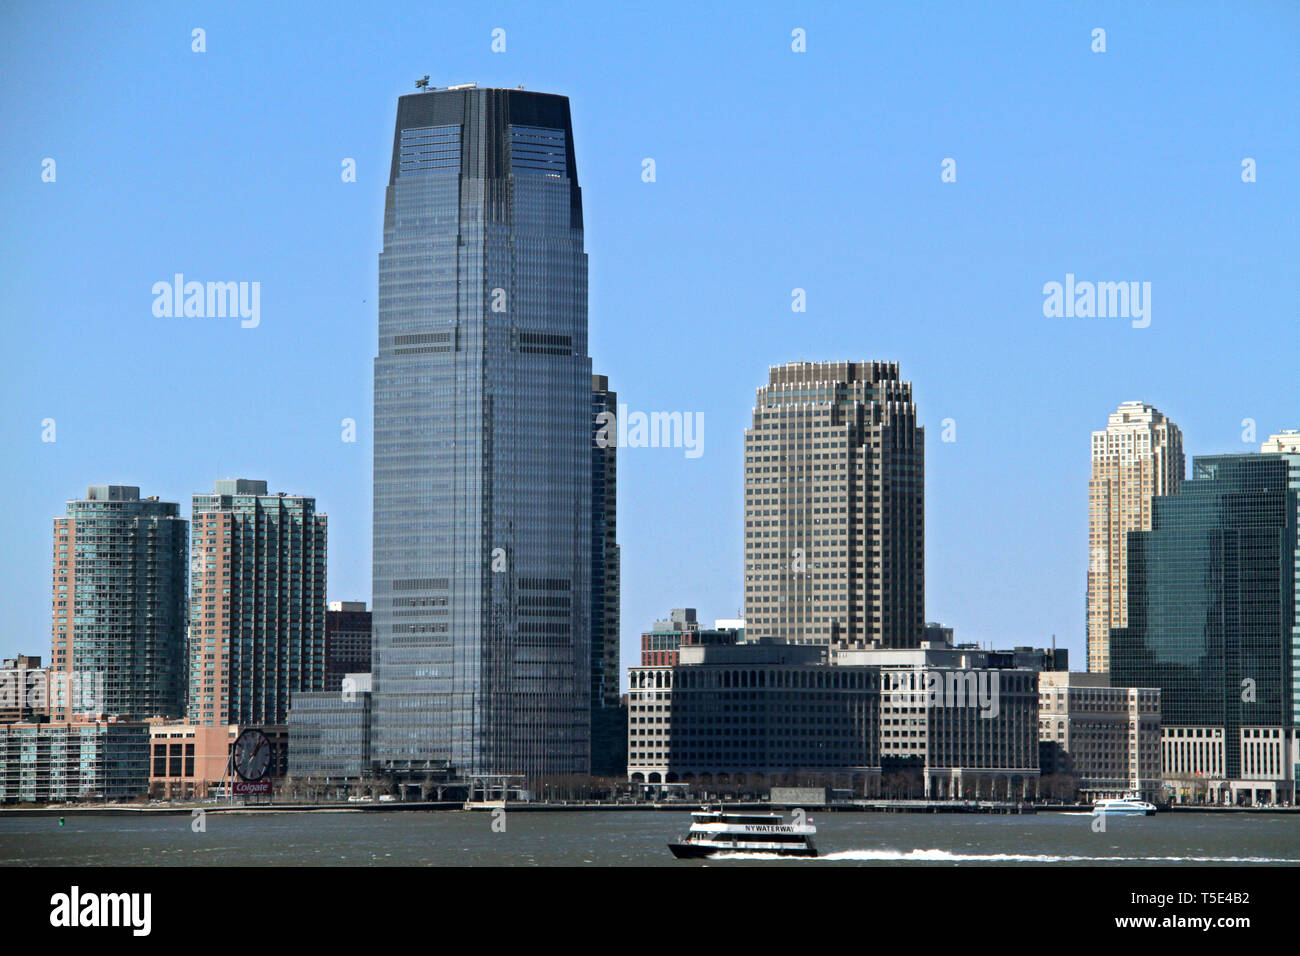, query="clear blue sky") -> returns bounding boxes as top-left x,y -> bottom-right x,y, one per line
2,1 -> 1296,680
